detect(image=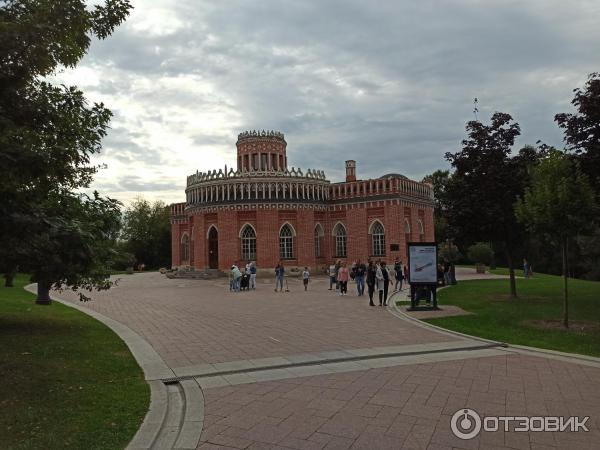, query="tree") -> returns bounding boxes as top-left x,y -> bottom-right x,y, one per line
17,192 -> 123,303
515,150 -> 597,327
422,170 -> 451,241
121,198 -> 171,269
555,72 -> 600,194
0,1 -> 132,302
444,113 -> 541,297
467,242 -> 494,266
